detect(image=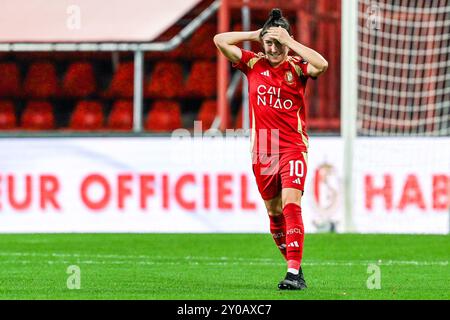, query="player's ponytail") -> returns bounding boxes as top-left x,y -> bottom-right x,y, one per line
260,8 -> 292,39
270,8 -> 282,21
